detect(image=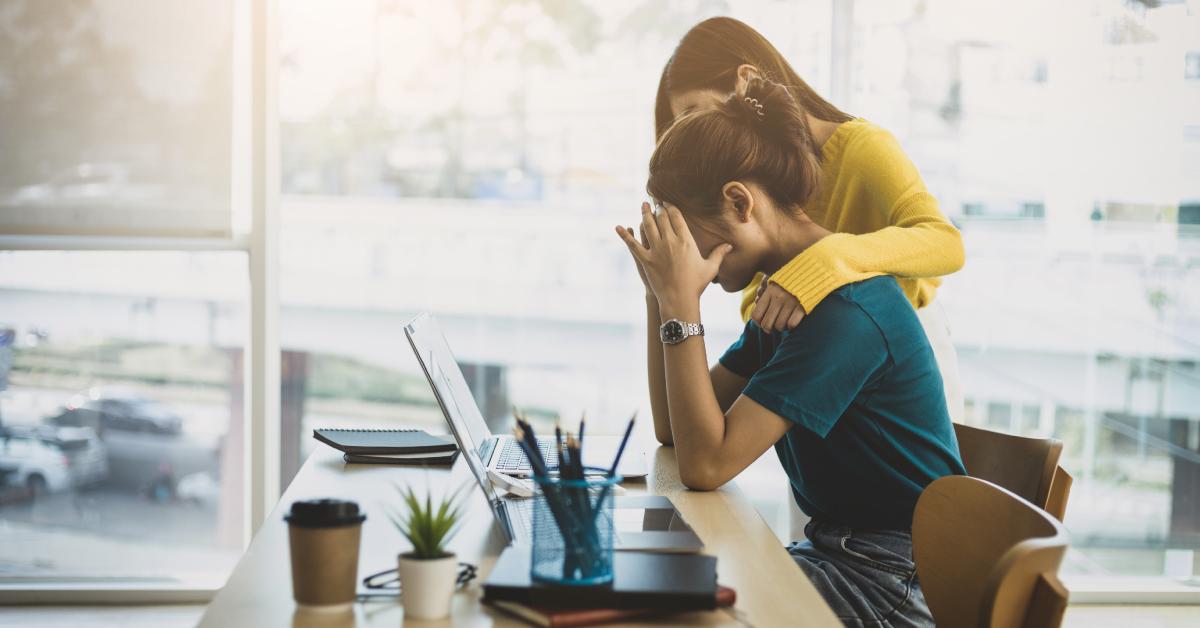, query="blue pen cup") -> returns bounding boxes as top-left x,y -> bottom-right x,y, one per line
530,473 -> 621,586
